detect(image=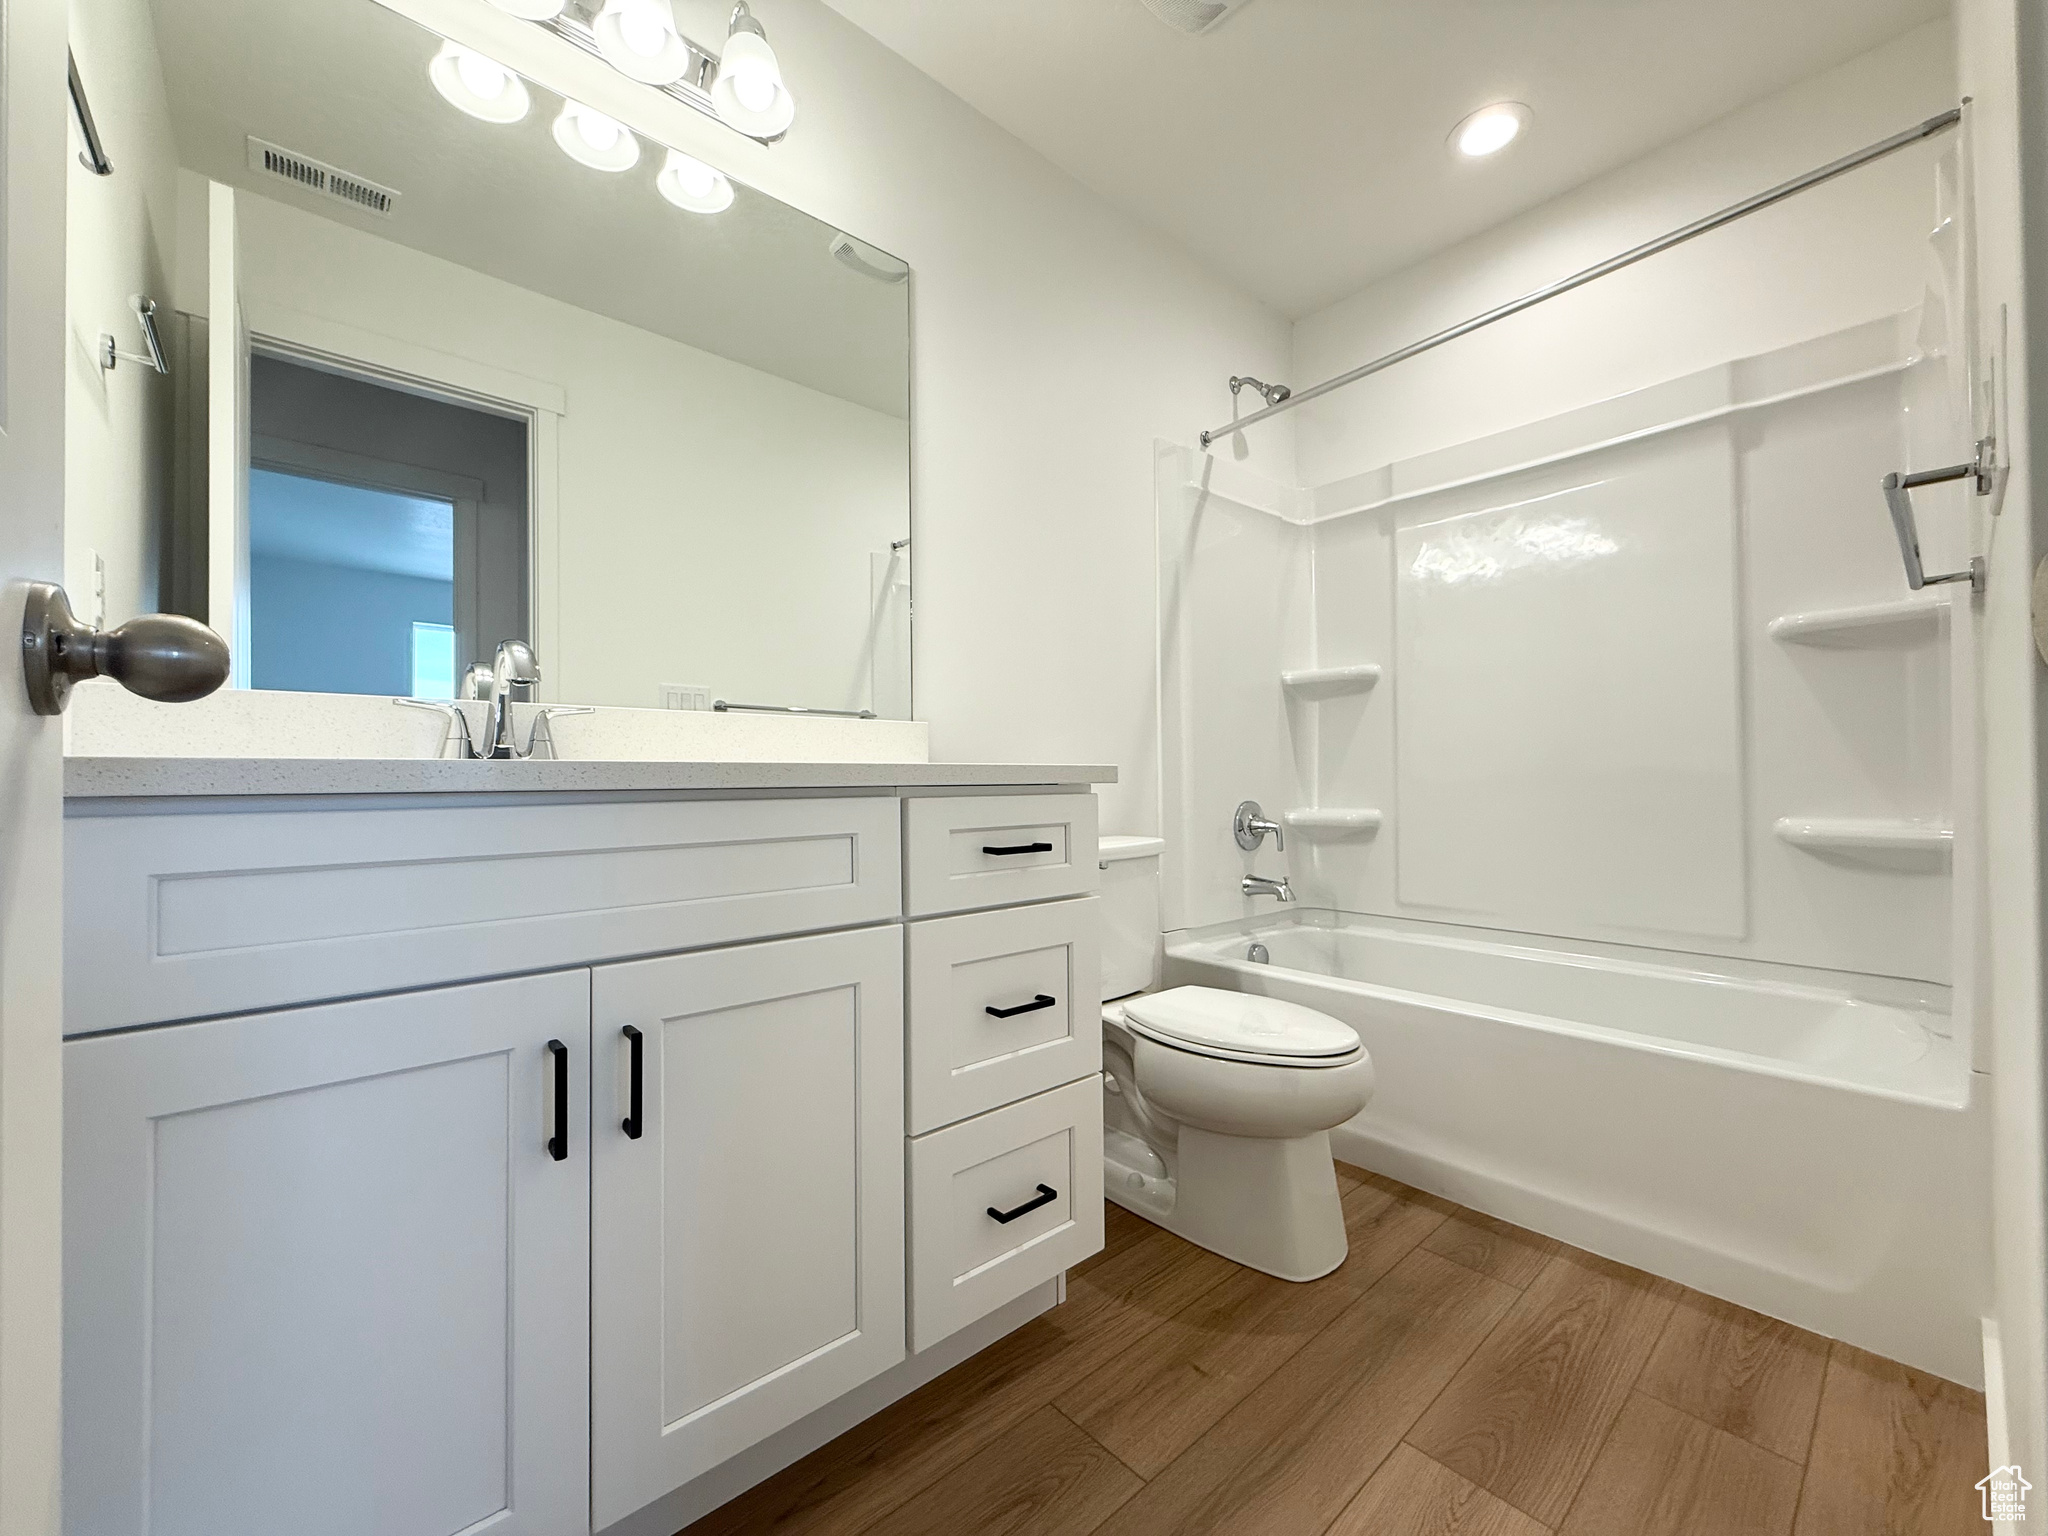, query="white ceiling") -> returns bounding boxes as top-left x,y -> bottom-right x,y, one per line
148,0 -> 910,416
818,0 -> 1949,318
